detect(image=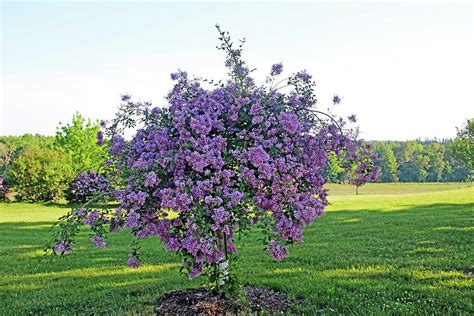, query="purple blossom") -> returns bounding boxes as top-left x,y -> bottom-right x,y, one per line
144,171 -> 158,187
54,240 -> 72,255
268,240 -> 288,261
278,112 -> 299,133
188,264 -> 203,279
96,131 -> 104,146
248,146 -> 270,168
348,114 -> 357,123
110,135 -> 125,155
270,63 -> 283,76
127,255 -> 140,268
296,70 -> 312,82
84,210 -> 100,226
333,95 -> 341,105
127,191 -> 148,206
124,211 -> 140,228
227,191 -> 244,207
190,115 -> 212,136
91,235 -> 107,249
170,70 -> 187,81
211,207 -> 231,230
66,171 -> 111,203
165,238 -> 181,252
249,102 -> 263,116
74,208 -> 86,217
348,143 -> 381,190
